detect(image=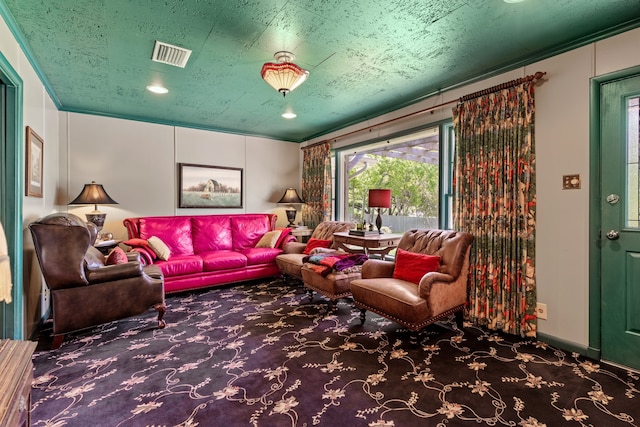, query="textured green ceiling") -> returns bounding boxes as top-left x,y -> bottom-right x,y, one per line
1,1 -> 639,142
